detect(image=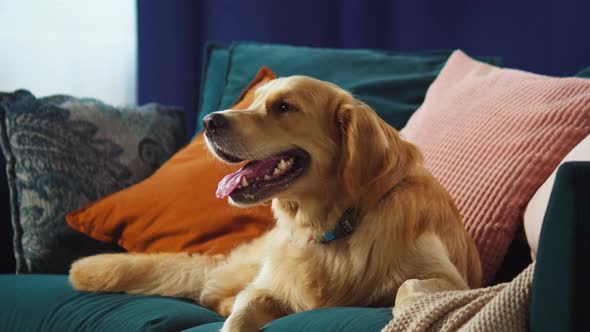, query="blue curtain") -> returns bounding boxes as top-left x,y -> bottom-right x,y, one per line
138,0 -> 590,138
